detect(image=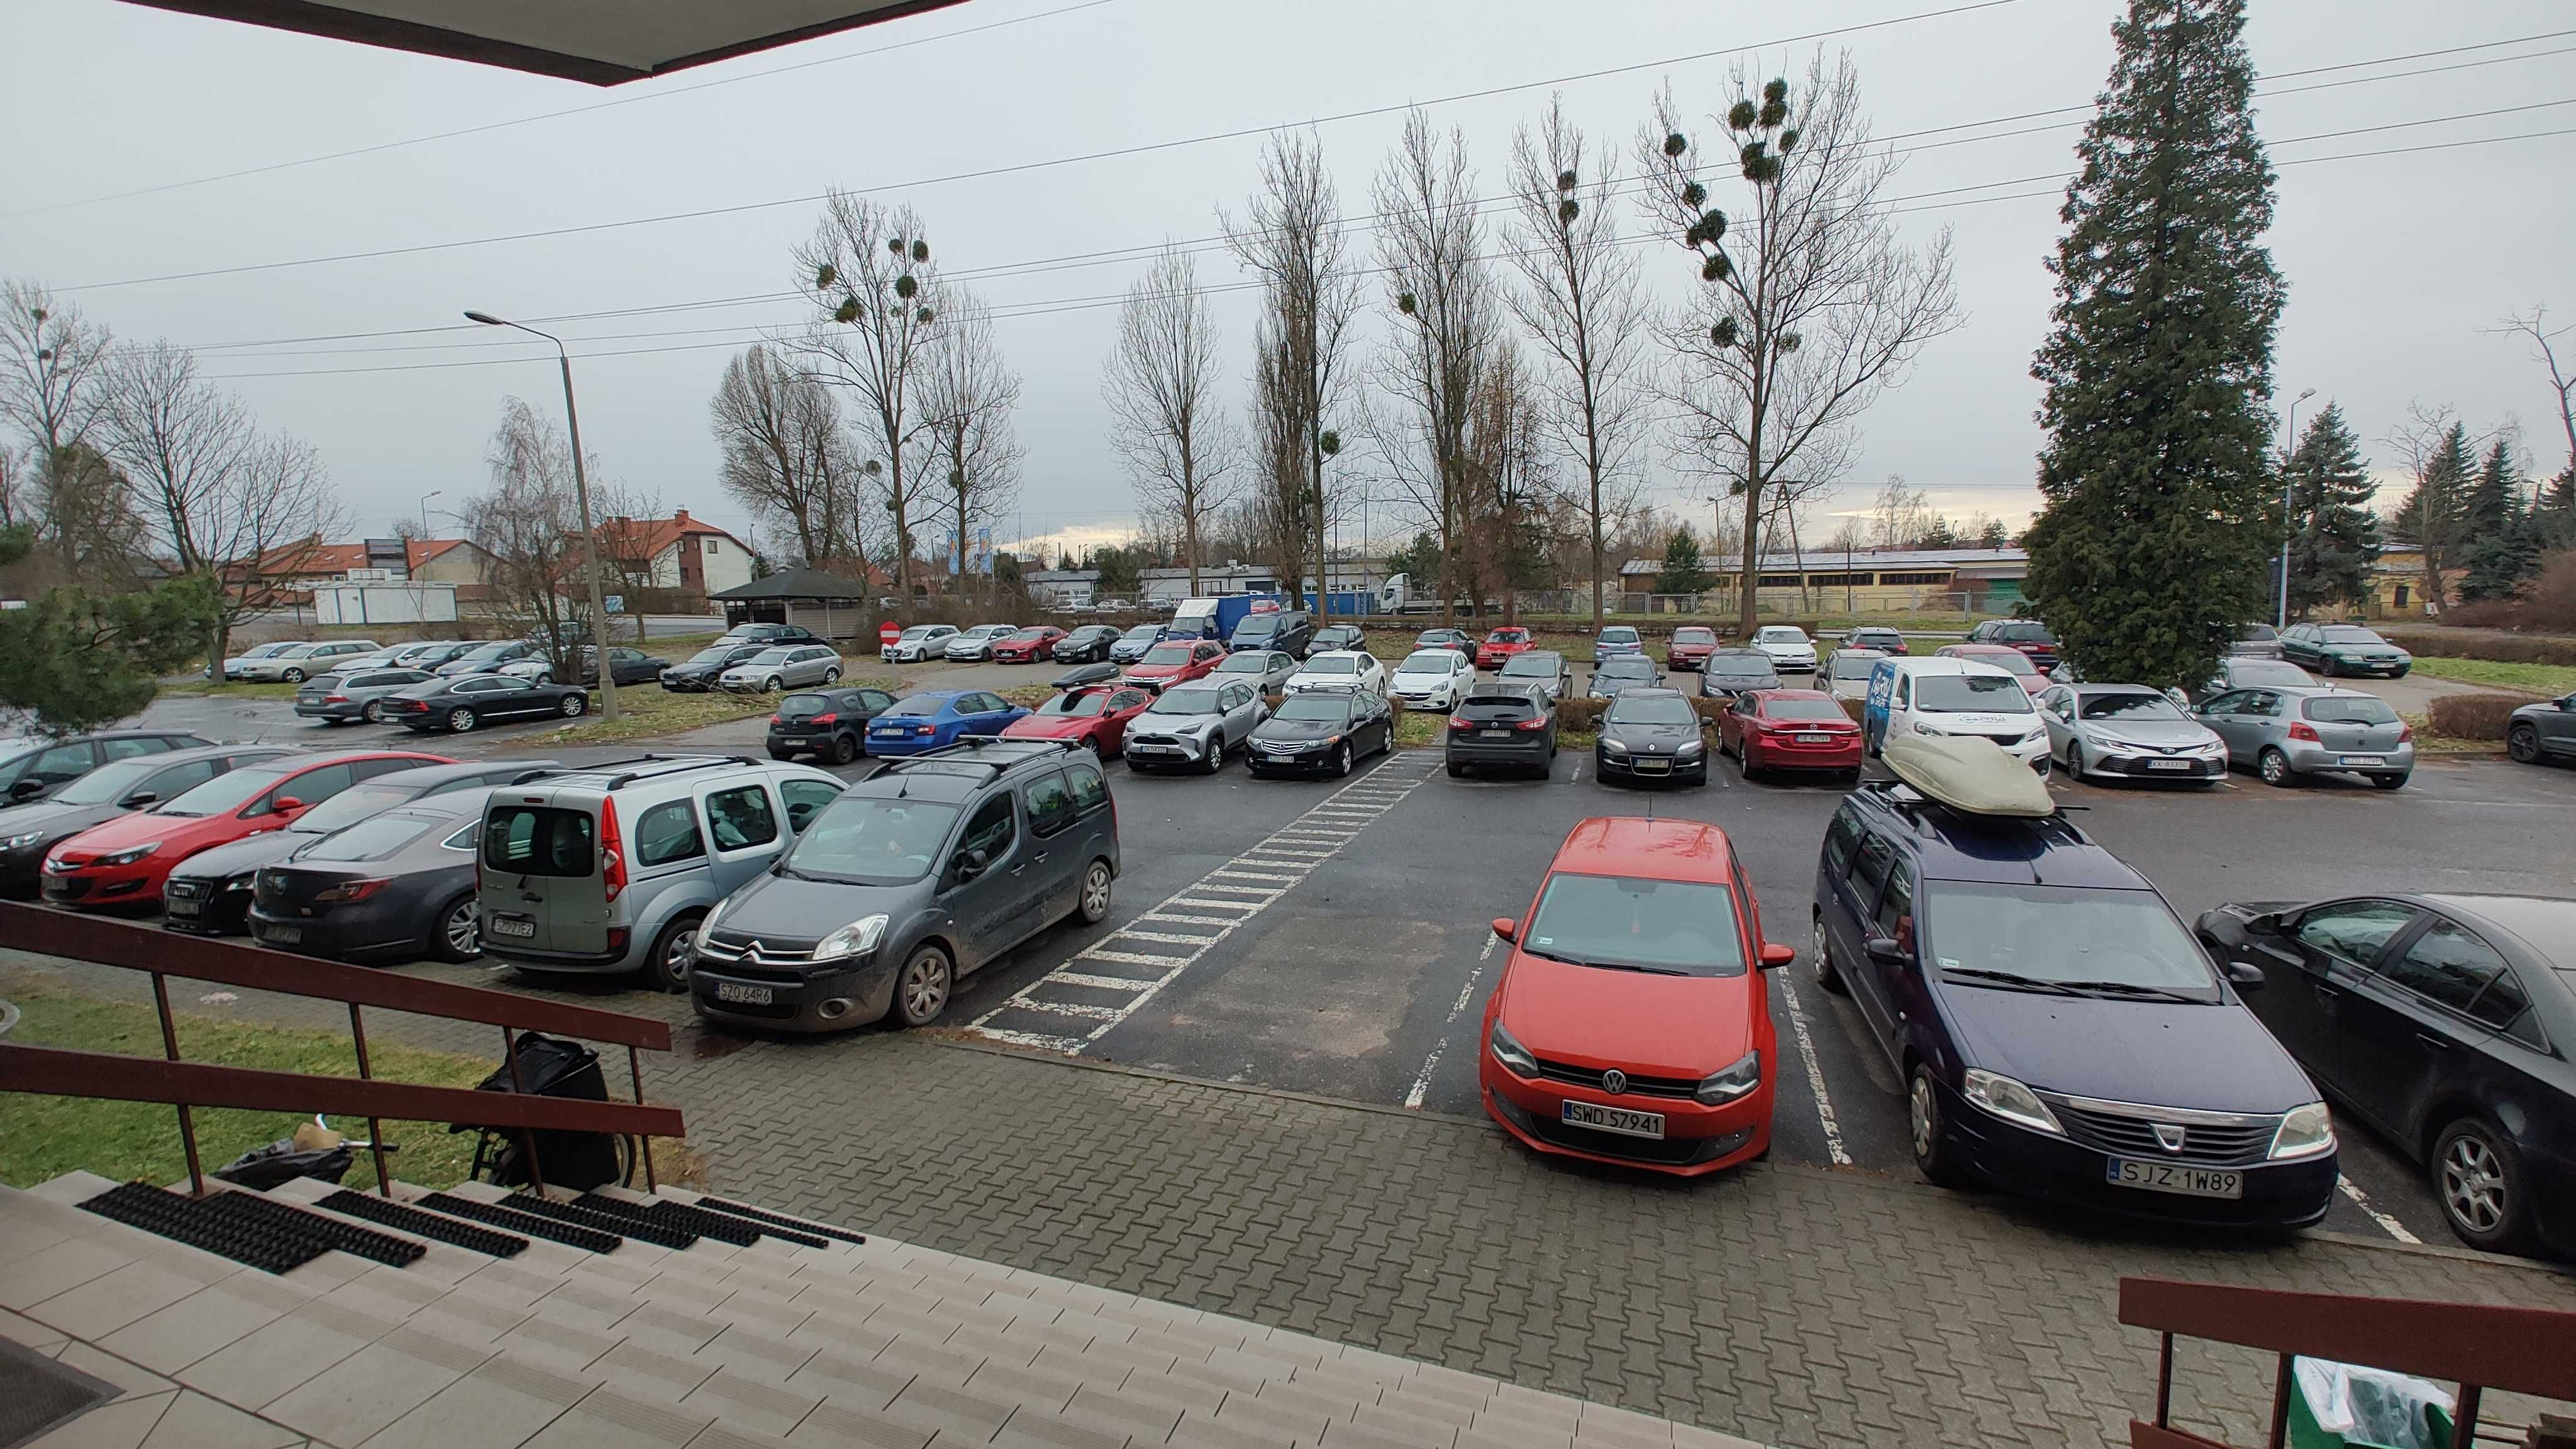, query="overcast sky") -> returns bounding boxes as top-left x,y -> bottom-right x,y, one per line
4,0 -> 2571,563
